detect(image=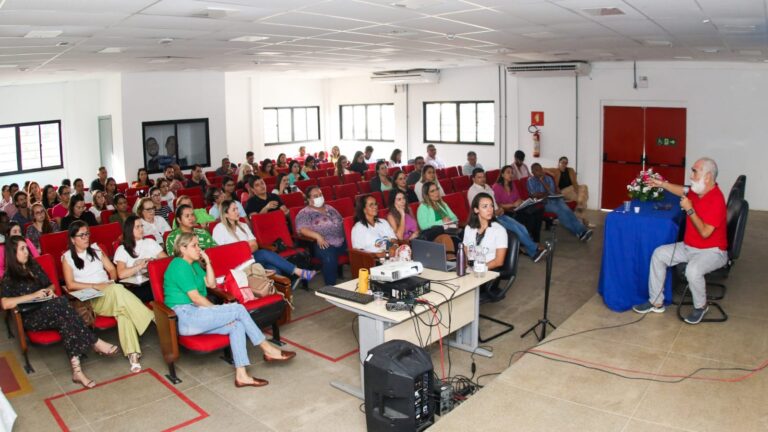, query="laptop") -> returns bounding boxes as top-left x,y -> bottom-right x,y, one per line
411,239 -> 456,272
